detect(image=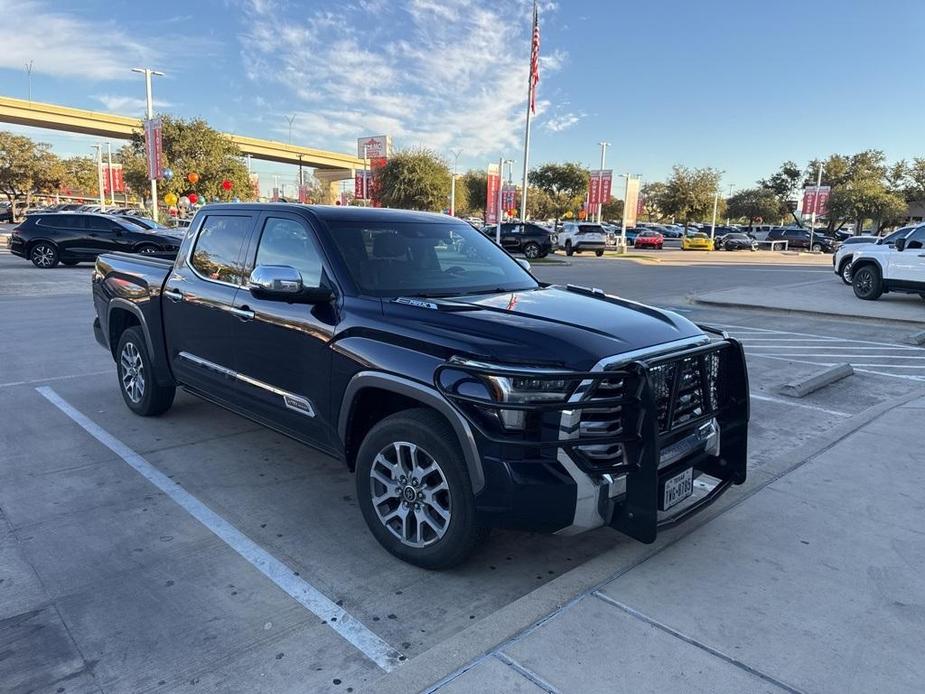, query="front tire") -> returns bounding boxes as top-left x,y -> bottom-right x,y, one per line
30,242 -> 58,268
116,326 -> 176,416
355,409 -> 487,569
564,241 -> 573,256
839,260 -> 854,285
595,249 -> 604,257
523,242 -> 541,259
811,243 -> 823,252
852,265 -> 883,300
